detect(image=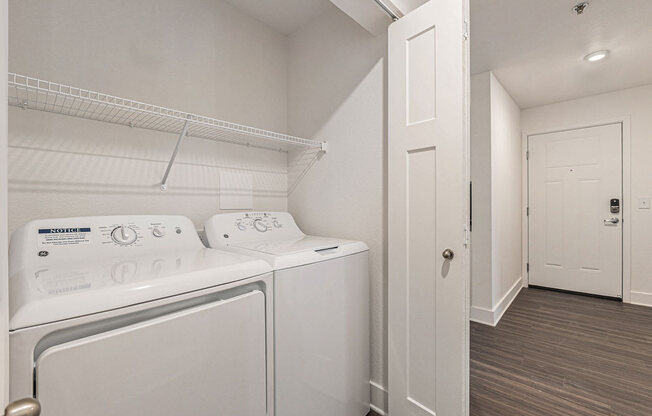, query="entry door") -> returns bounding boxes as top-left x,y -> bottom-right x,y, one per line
529,124 -> 623,297
388,0 -> 468,415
